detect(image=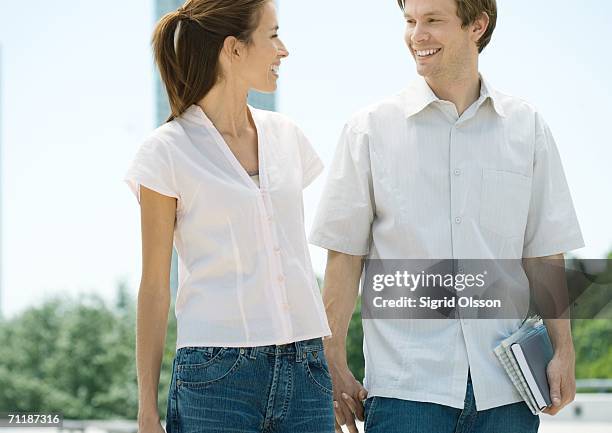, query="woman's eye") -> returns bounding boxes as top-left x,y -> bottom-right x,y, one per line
271,34 -> 279,39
